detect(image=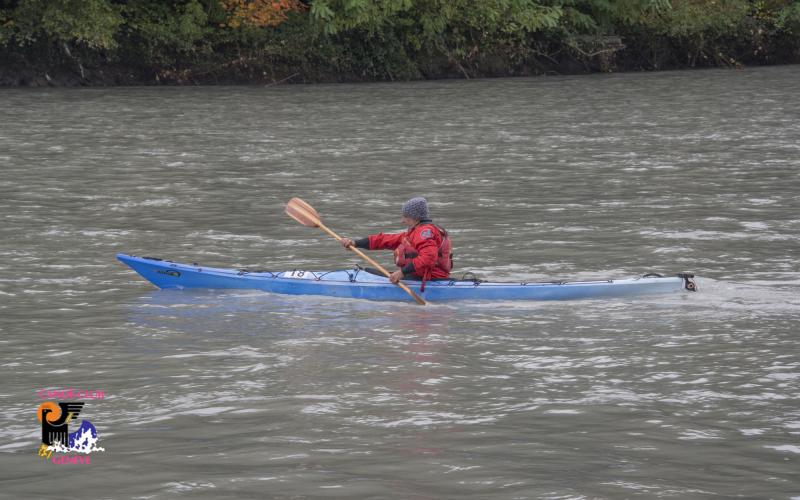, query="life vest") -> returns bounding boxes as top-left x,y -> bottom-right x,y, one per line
393,224 -> 452,273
